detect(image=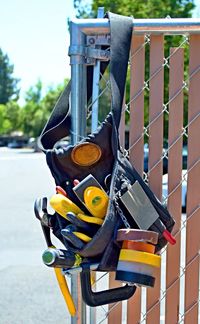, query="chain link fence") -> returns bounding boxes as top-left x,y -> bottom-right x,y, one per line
69,16 -> 200,324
